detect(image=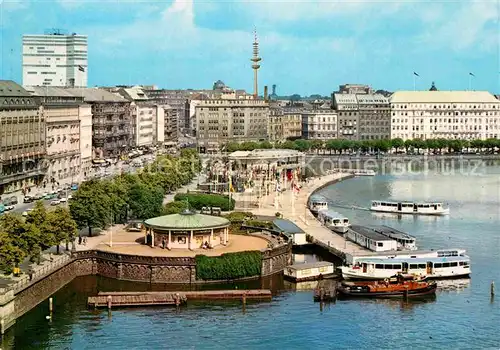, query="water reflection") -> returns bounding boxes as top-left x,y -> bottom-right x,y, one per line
436,278 -> 471,293
338,295 -> 437,311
